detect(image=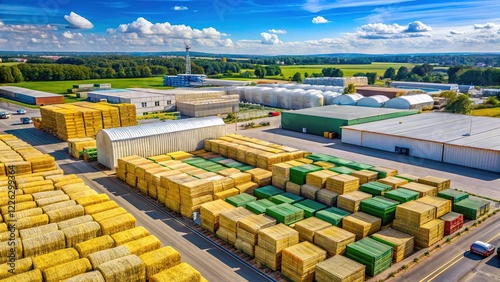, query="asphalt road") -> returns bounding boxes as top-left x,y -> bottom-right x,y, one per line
397,214 -> 500,282
0,121 -> 273,282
